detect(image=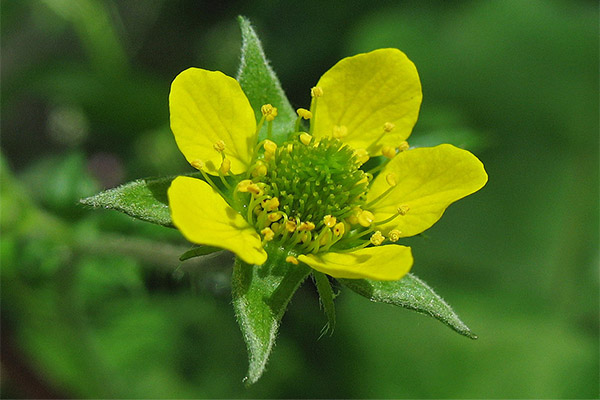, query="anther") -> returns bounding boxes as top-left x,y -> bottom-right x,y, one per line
383,122 -> 395,132
262,197 -> 280,212
389,229 -> 402,242
286,255 -> 299,265
323,215 -> 337,228
251,161 -> 268,177
220,158 -> 231,174
213,140 -> 226,153
370,231 -> 385,245
333,125 -> 348,139
297,108 -> 312,119
268,212 -> 283,222
285,220 -> 297,232
261,104 -> 278,121
299,133 -> 313,146
264,140 -> 277,154
311,86 -> 323,97
246,183 -> 263,196
382,145 -> 397,159
354,148 -> 370,165
333,222 -> 345,236
298,221 -> 315,231
357,210 -> 375,227
398,205 -> 410,215
261,227 -> 275,242
236,179 -> 253,192
386,173 -> 397,187
190,159 -> 205,170
398,141 -> 410,152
